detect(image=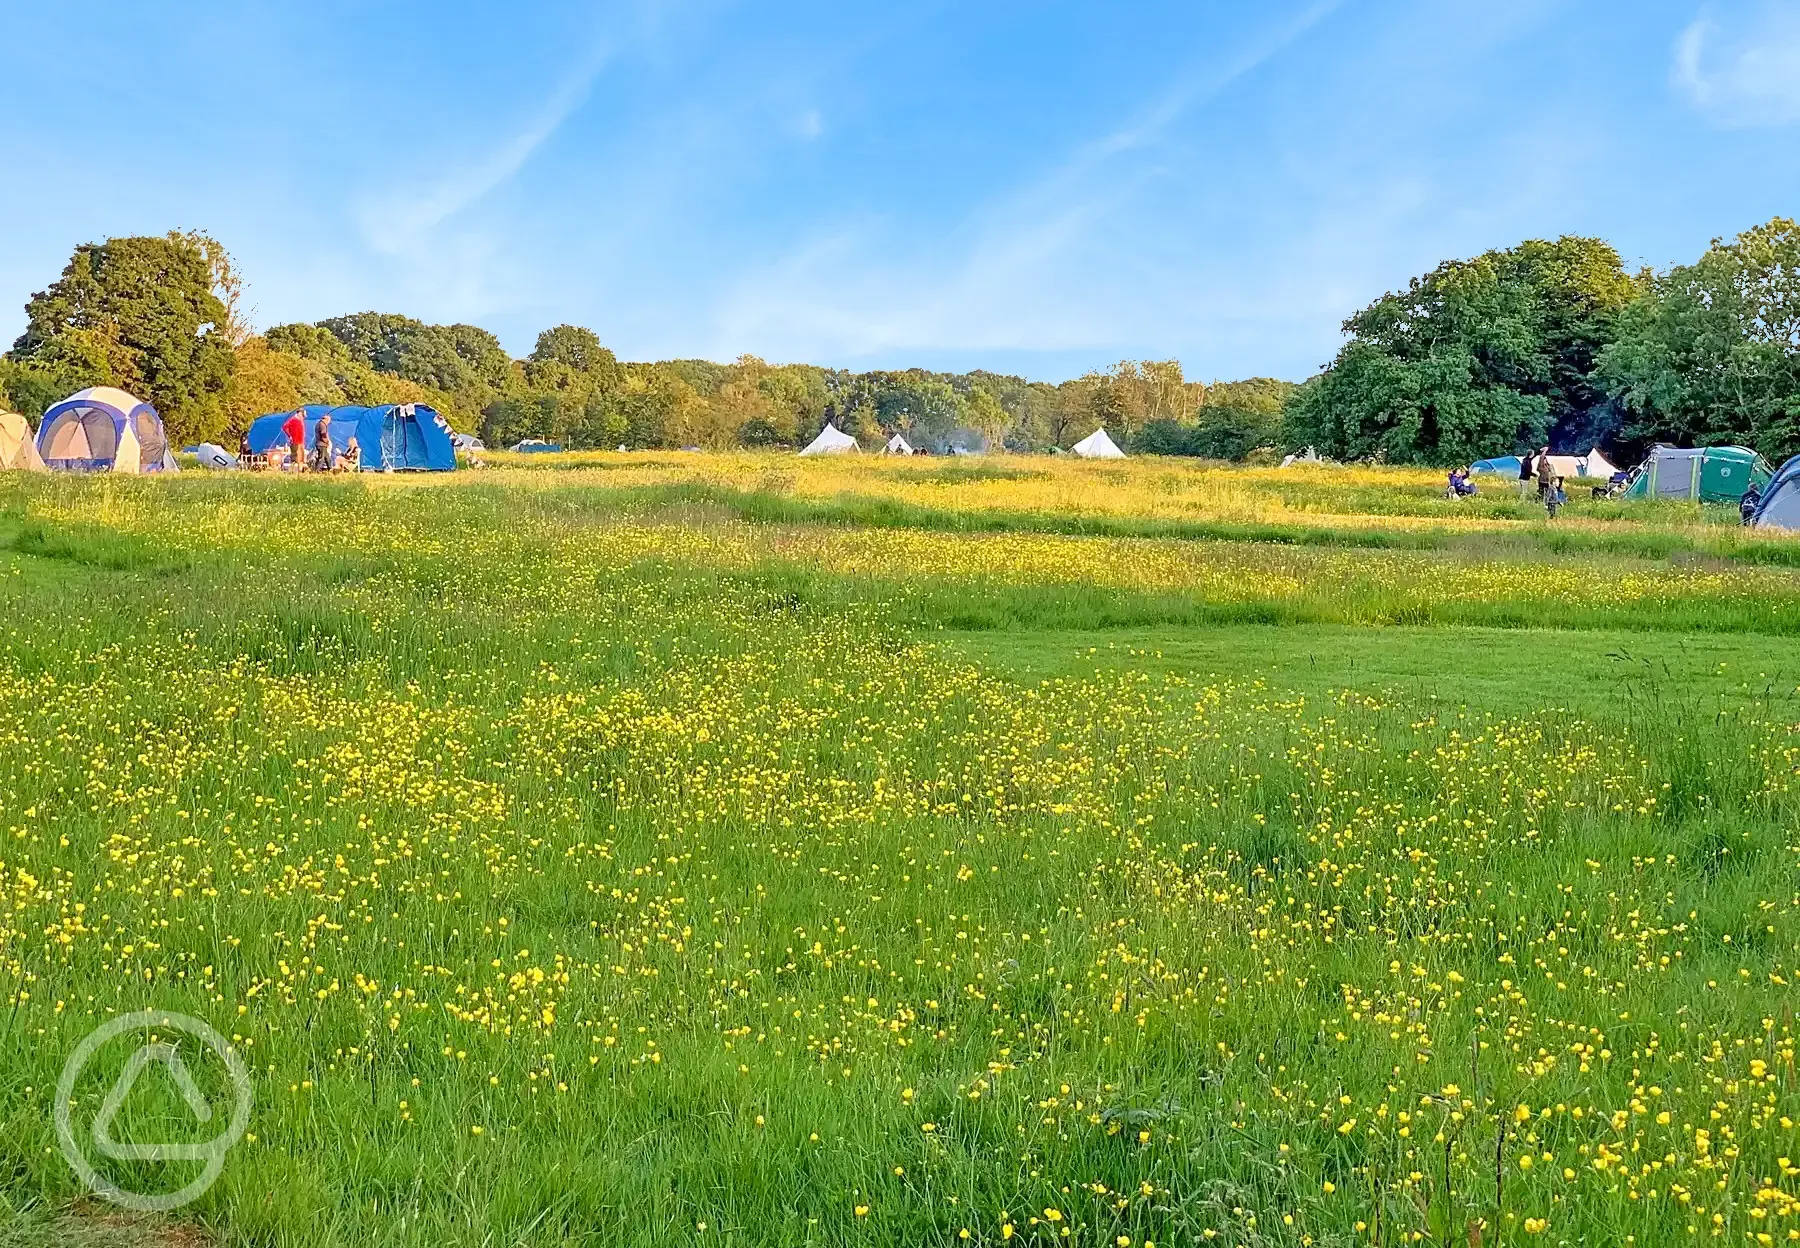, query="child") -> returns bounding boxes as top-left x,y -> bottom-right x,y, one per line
1546,475 -> 1568,518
